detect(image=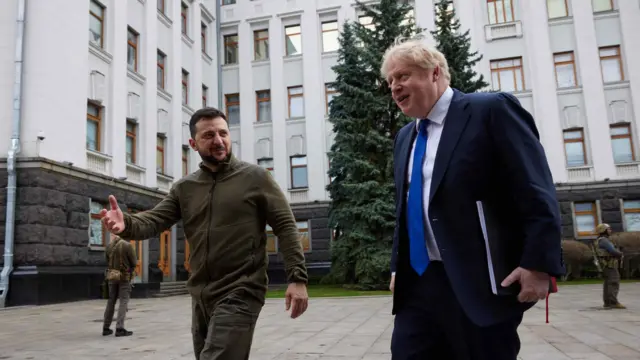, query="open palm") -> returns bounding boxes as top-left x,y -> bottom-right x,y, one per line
99,195 -> 125,234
